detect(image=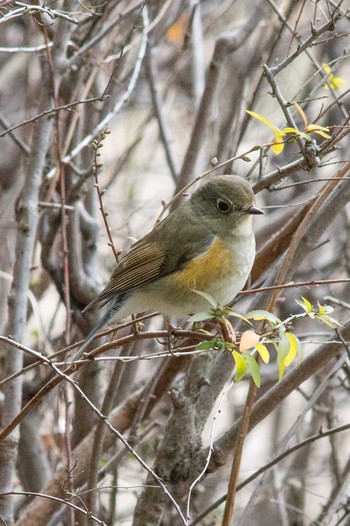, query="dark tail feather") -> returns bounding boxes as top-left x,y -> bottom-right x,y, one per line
69,296 -> 124,364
